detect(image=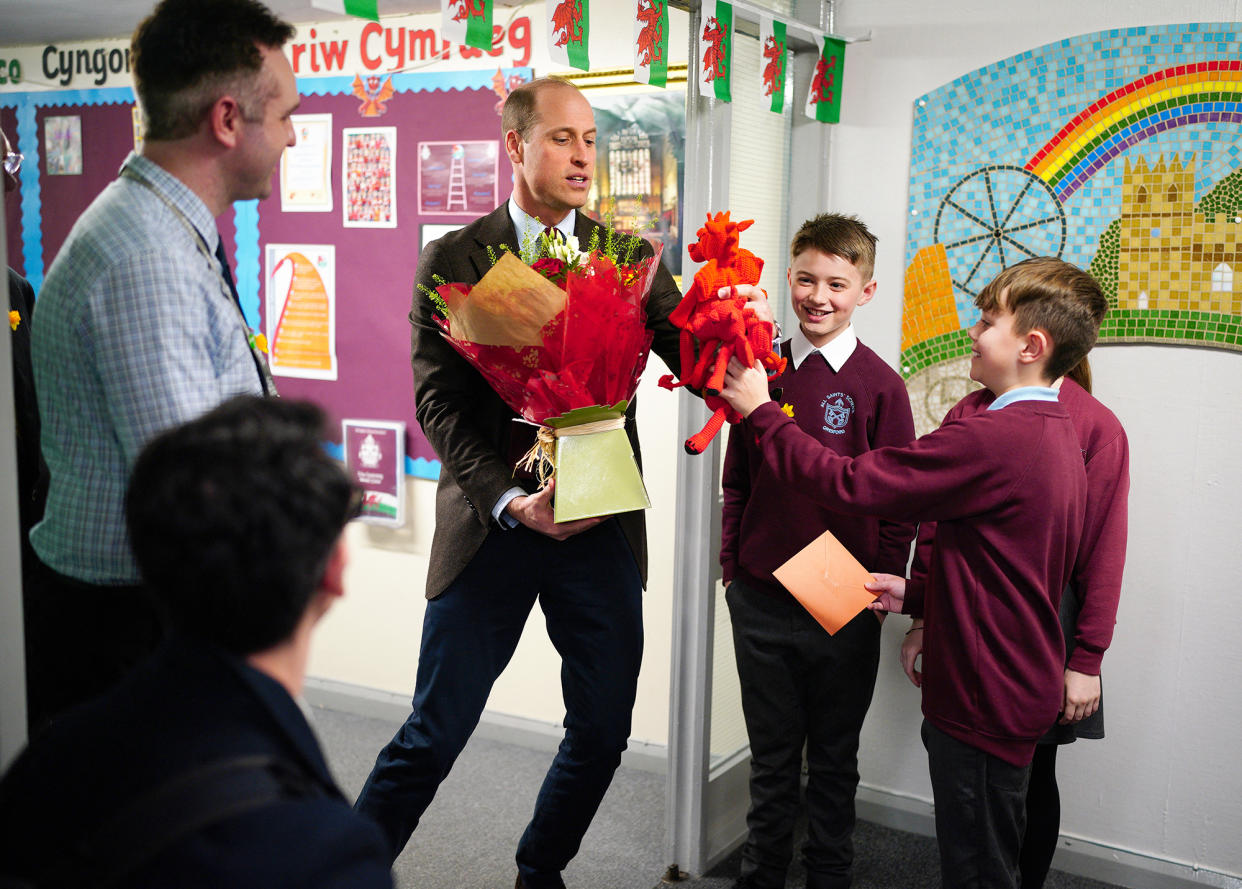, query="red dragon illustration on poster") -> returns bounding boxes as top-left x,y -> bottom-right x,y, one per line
636,0 -> 664,66
809,53 -> 837,104
761,34 -> 784,97
701,16 -> 727,82
551,0 -> 584,48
